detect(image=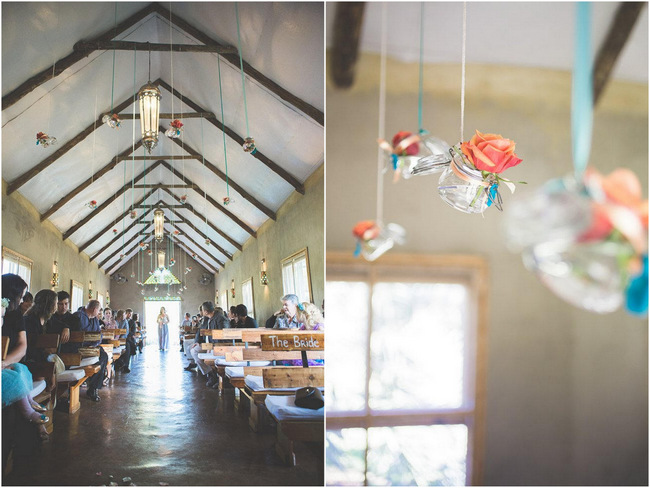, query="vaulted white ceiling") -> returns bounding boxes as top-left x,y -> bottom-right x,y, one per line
2,2 -> 324,276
